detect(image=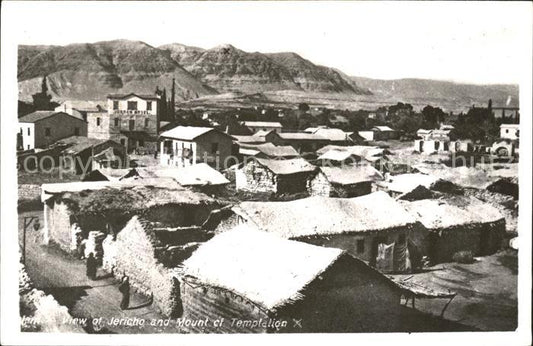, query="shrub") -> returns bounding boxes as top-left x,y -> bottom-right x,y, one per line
452,250 -> 475,264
